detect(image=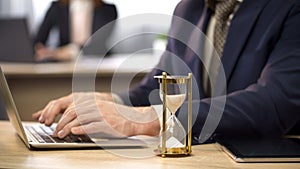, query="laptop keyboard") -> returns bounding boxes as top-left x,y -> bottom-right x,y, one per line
25,125 -> 93,143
